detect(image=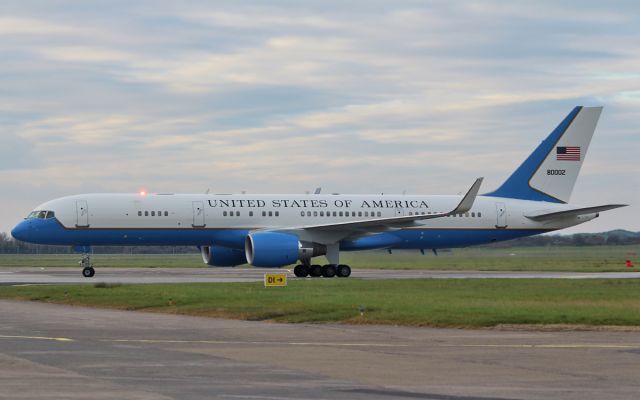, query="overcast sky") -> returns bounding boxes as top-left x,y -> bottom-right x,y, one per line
1,1 -> 638,234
